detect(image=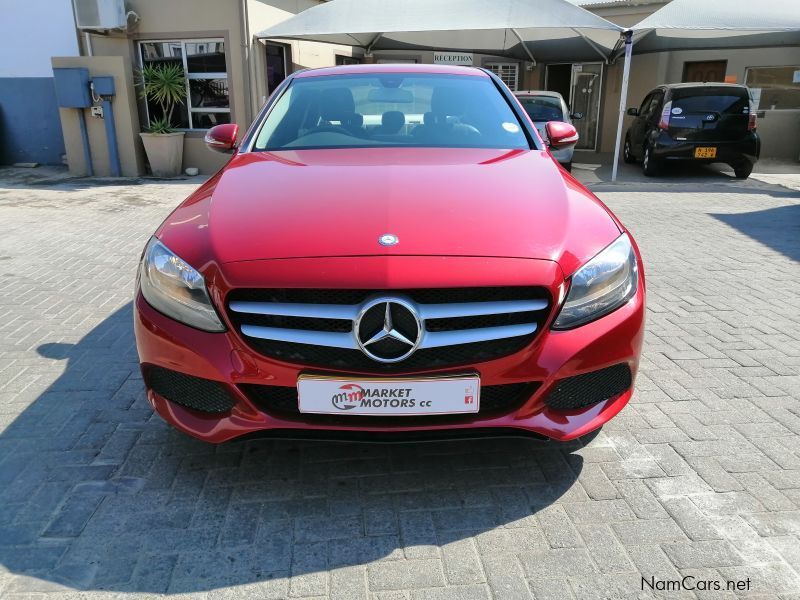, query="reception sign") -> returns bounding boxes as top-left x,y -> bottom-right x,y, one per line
433,52 -> 474,66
